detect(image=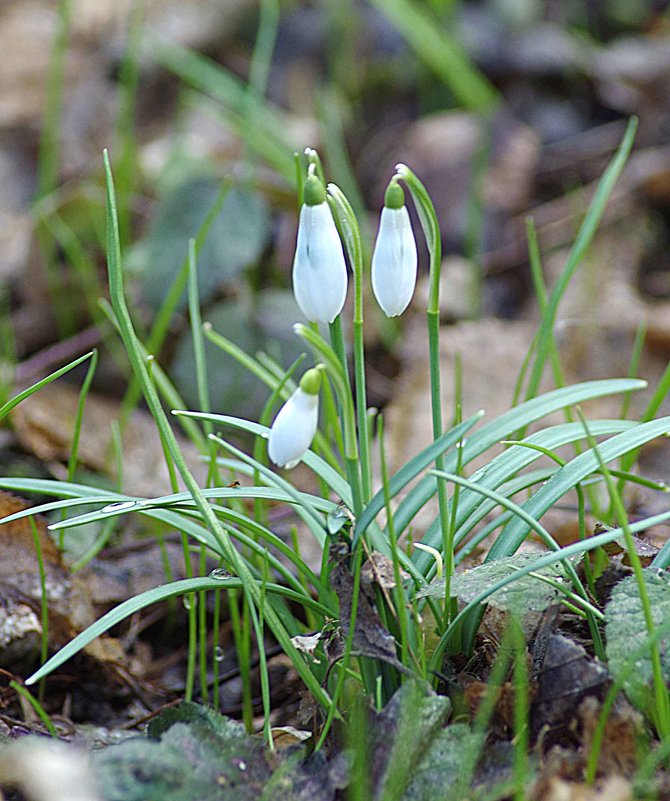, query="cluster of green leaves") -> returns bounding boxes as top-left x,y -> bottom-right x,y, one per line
0,112 -> 667,755
6,4 -> 670,793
